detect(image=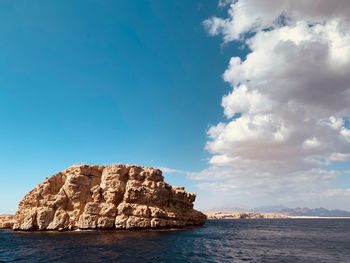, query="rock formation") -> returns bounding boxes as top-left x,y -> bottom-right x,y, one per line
0,215 -> 15,229
12,164 -> 206,230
